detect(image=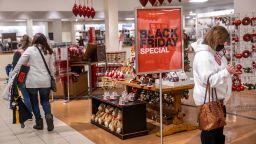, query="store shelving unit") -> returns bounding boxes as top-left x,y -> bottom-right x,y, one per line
91,96 -> 148,140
